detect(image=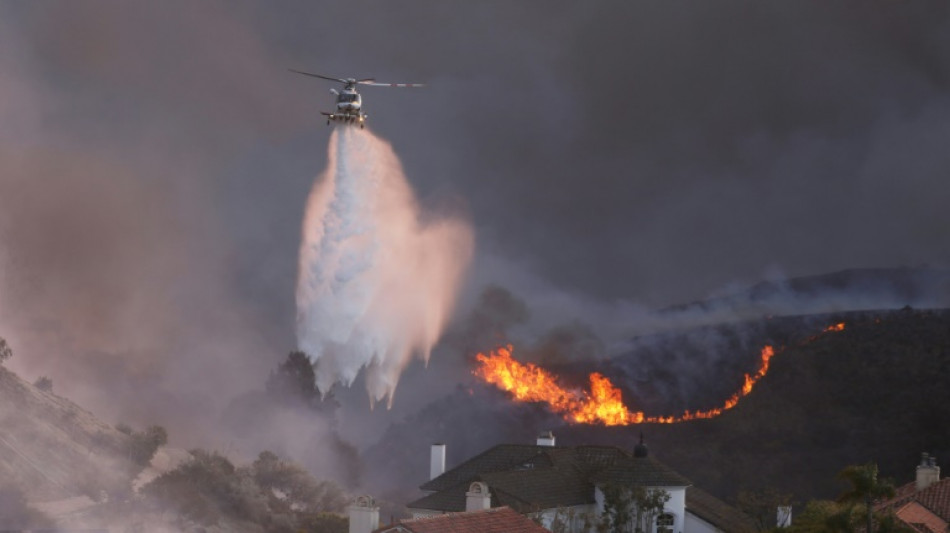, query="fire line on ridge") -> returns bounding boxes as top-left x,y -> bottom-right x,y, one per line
472,322 -> 846,425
